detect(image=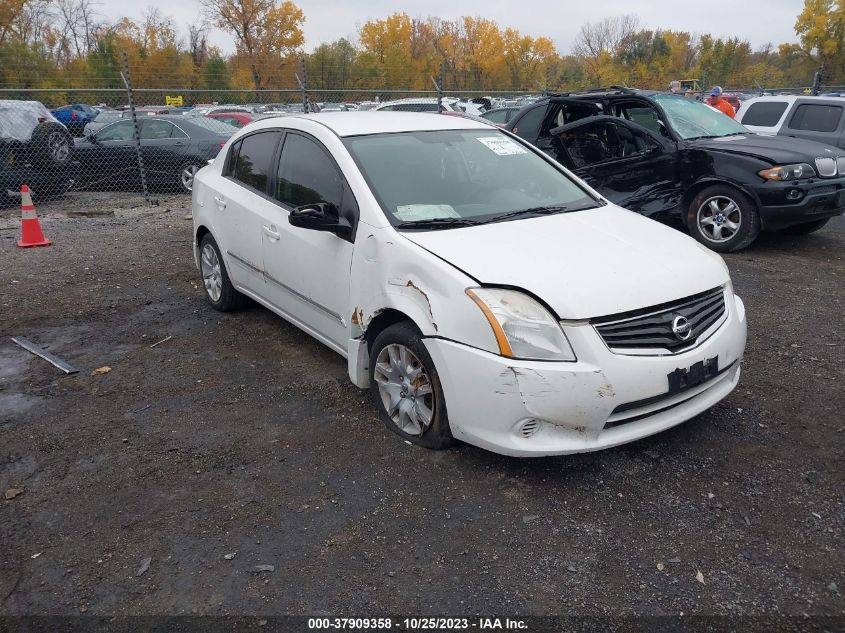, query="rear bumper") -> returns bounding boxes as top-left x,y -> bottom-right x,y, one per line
753,177 -> 845,230
424,293 -> 747,457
